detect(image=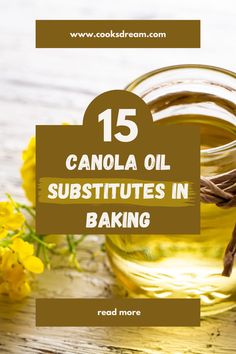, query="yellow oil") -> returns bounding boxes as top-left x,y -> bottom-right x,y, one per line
106,114 -> 236,316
